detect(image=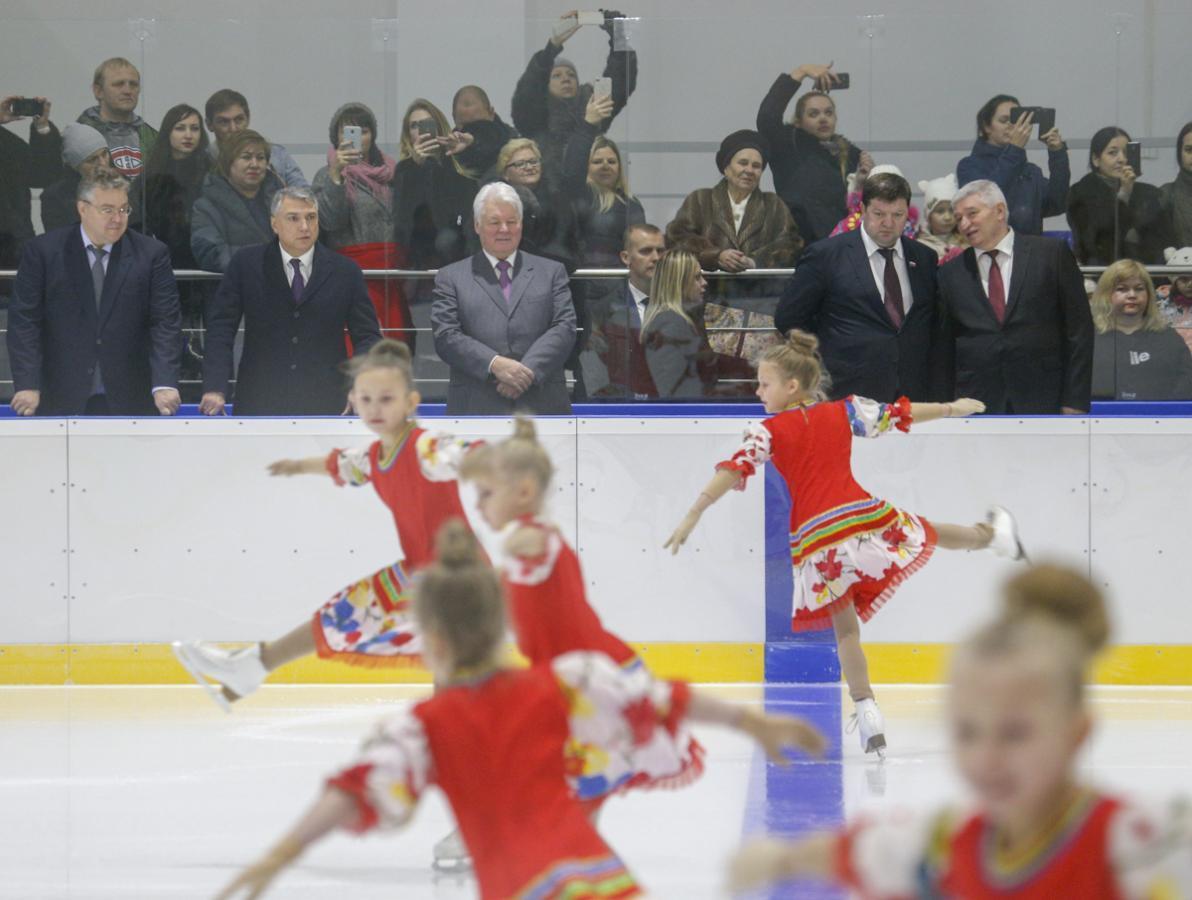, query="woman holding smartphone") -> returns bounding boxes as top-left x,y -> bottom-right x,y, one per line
1066,126 -> 1170,265
957,93 -> 1070,235
311,102 -> 413,347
